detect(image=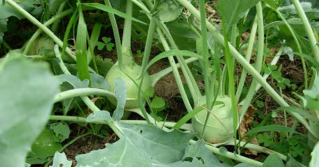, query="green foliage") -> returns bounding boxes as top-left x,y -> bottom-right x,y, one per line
217,0 -> 260,33
0,55 -> 58,167
154,0 -> 183,22
96,37 -> 114,51
26,129 -> 62,164
49,122 -> 70,142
